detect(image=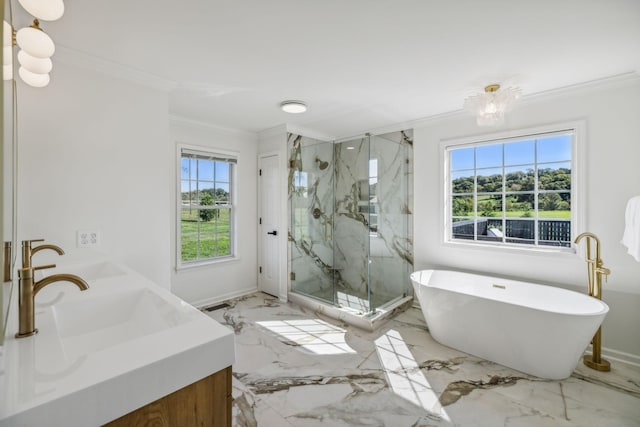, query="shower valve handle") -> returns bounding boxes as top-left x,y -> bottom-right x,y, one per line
267,230 -> 278,236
